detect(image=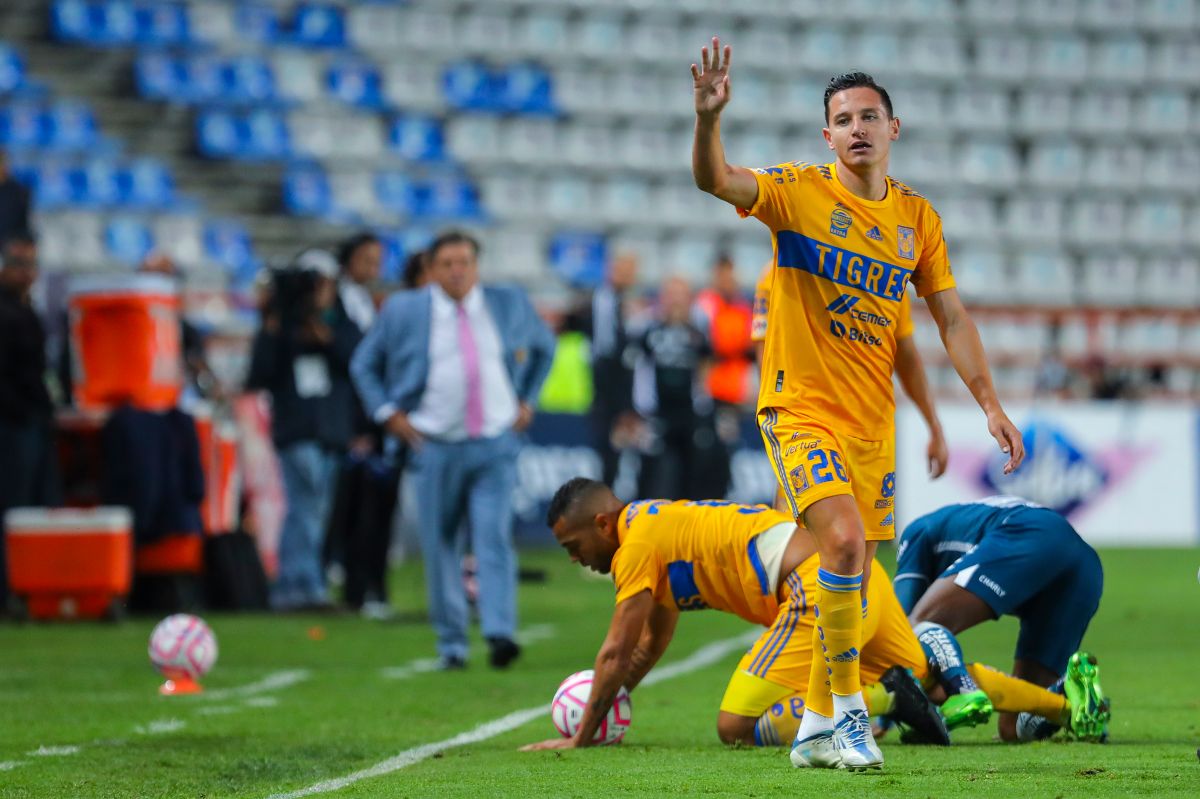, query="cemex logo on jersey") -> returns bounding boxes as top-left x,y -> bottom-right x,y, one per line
950,419 -> 1157,519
